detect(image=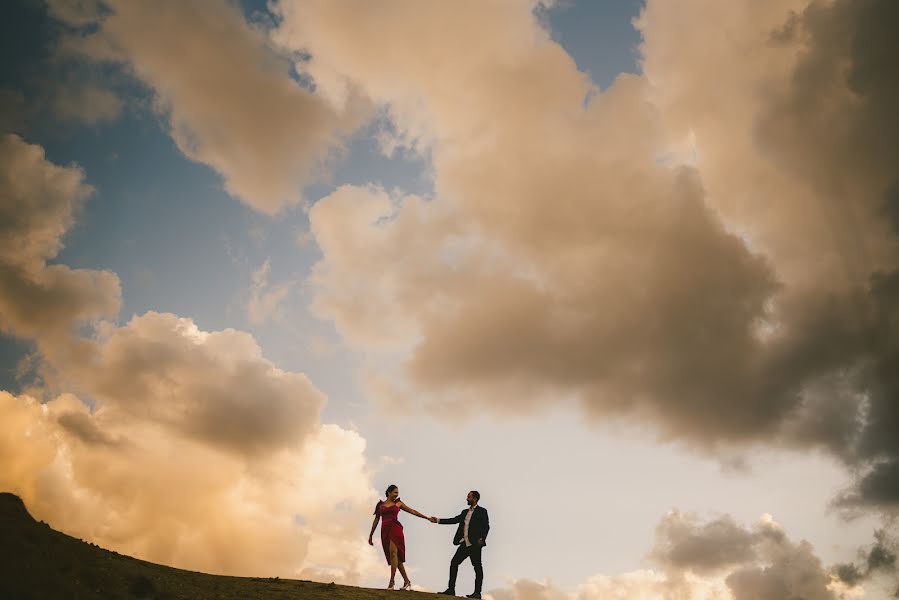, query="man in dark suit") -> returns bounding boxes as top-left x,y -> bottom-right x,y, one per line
430,490 -> 490,599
